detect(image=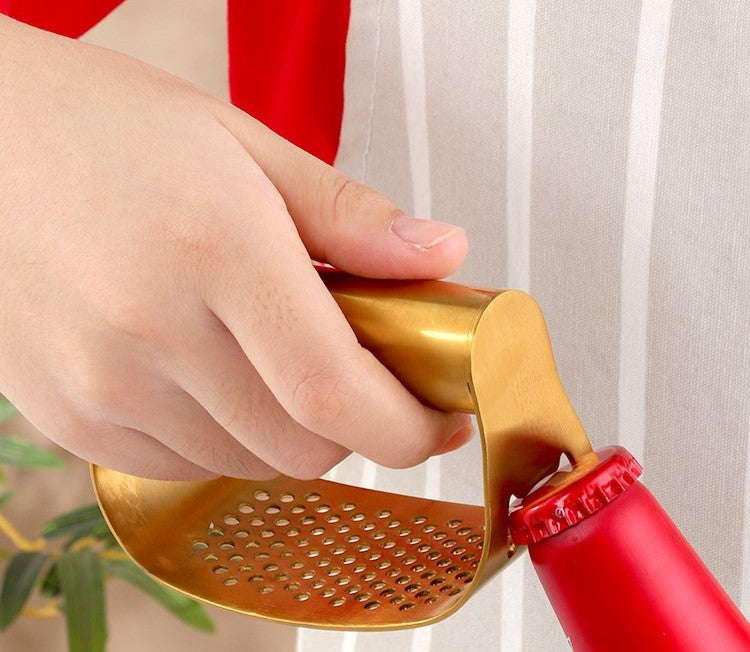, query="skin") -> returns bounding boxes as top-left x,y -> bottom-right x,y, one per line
0,15 -> 473,481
